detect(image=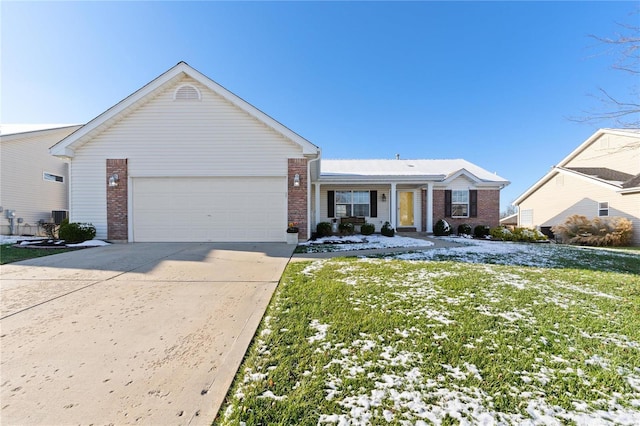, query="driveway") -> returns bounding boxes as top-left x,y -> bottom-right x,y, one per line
0,242 -> 294,425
